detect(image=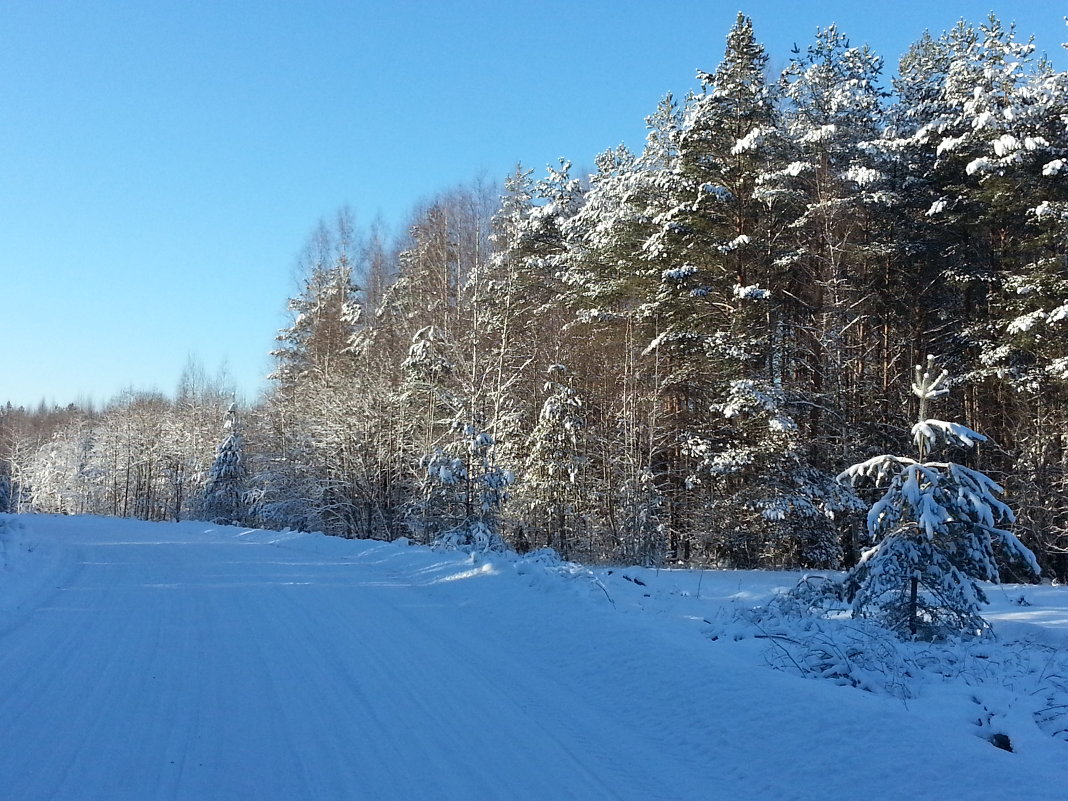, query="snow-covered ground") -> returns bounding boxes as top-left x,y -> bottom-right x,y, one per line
0,513 -> 1064,800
